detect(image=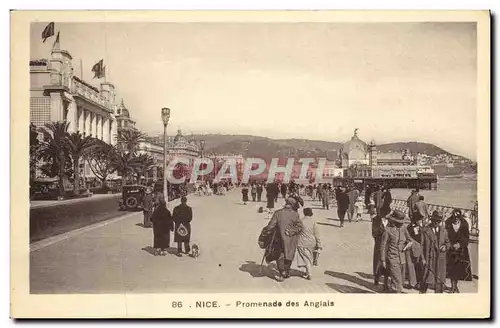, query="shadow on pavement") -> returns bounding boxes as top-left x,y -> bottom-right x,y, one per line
317,222 -> 342,228
355,272 -> 375,280
325,283 -> 375,293
239,261 -> 276,279
325,270 -> 381,293
135,223 -> 152,228
141,246 -> 179,256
